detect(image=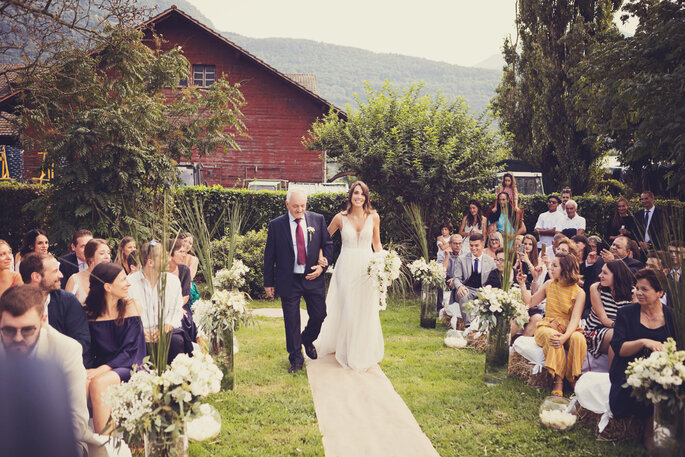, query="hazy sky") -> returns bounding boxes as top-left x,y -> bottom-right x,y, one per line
185,0 -> 636,67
